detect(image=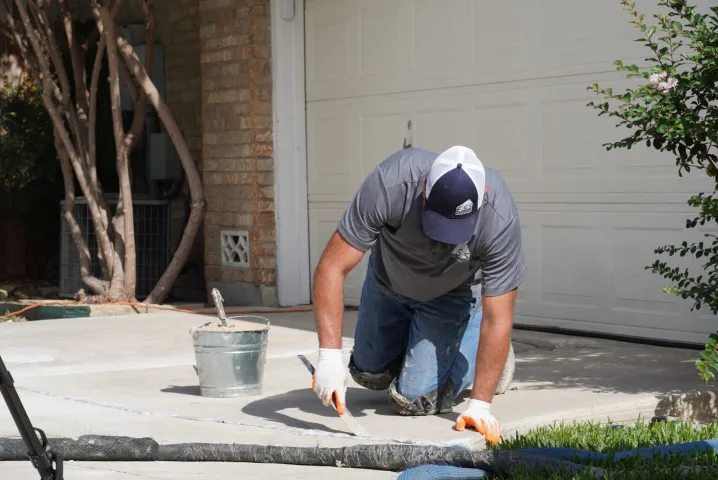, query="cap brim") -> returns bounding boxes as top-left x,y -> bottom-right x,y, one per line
422,208 -> 478,245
